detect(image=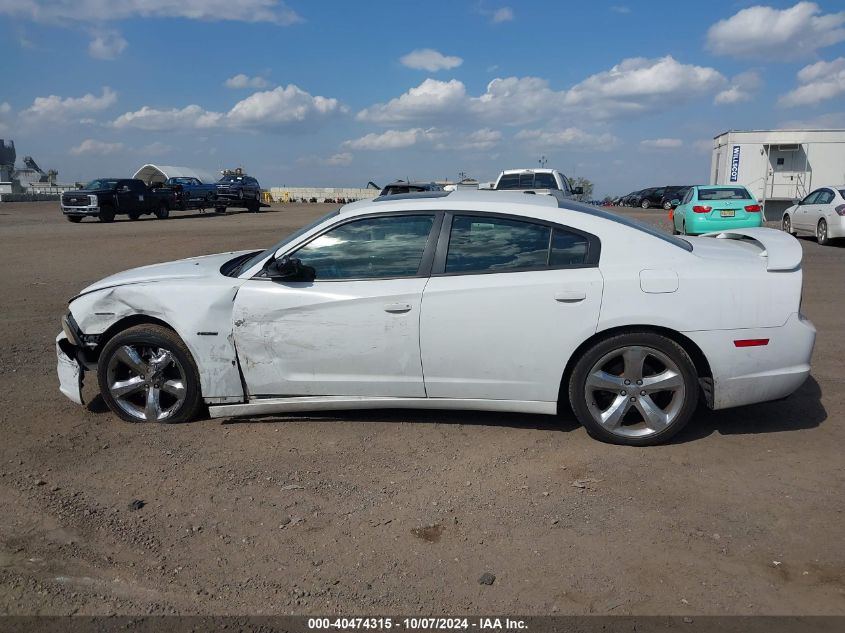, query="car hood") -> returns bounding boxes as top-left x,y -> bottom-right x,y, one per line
67,188 -> 112,196
78,251 -> 254,296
